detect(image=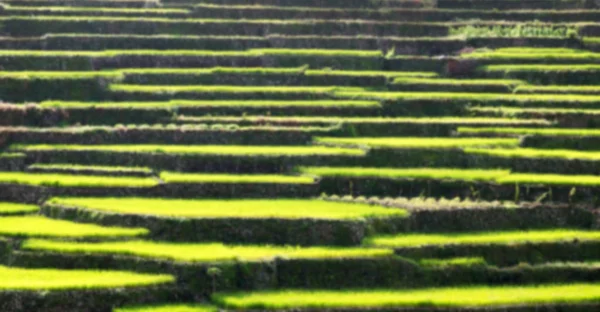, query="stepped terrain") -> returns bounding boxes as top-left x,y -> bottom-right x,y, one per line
2,0 -> 600,311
